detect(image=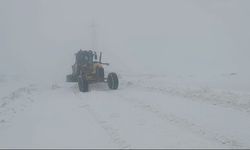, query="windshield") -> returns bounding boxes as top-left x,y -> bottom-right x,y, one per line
77,54 -> 93,64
